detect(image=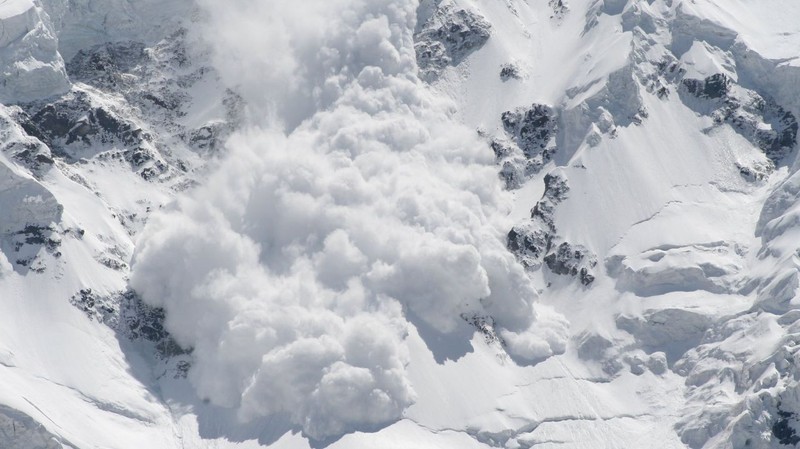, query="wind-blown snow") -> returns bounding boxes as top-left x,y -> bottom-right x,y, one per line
130,0 -> 567,439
